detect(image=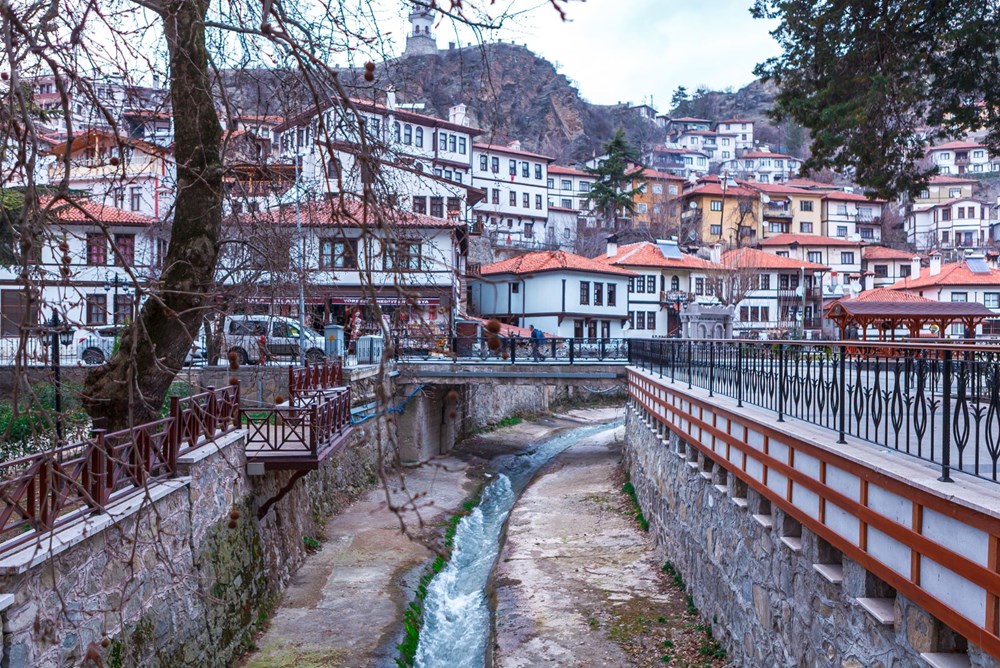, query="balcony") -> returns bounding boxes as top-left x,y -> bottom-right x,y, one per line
660,290 -> 695,305
764,203 -> 793,218
777,287 -> 819,301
